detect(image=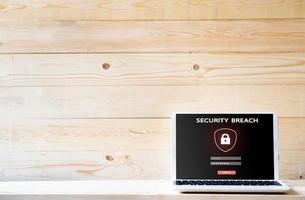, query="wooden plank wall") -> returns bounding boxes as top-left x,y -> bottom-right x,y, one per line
0,0 -> 304,181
